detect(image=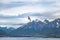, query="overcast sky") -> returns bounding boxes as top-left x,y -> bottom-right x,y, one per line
0,0 -> 60,28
